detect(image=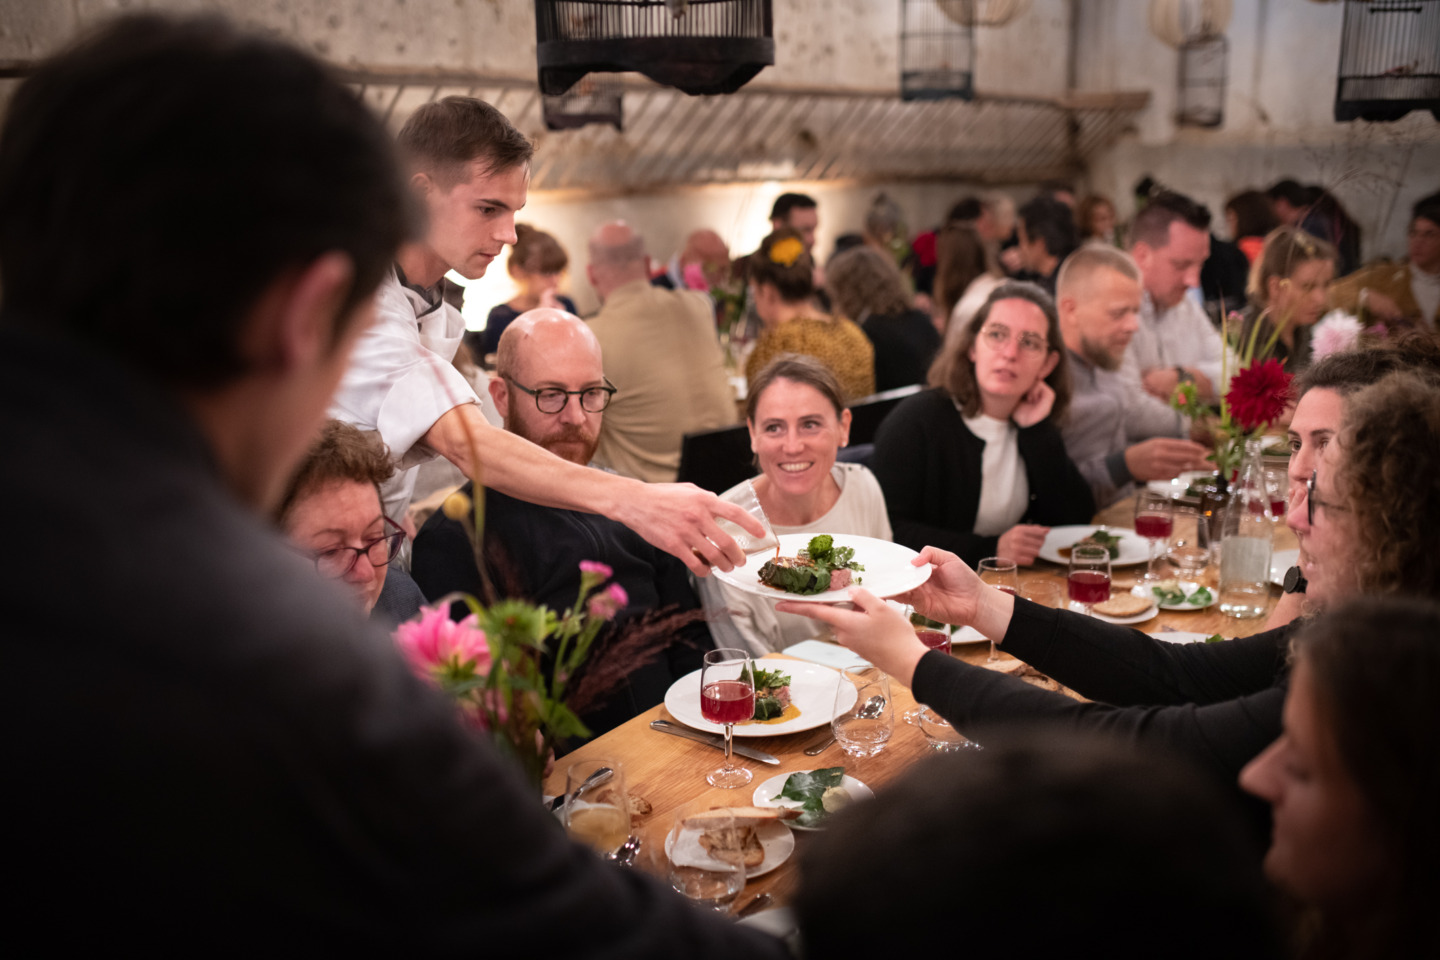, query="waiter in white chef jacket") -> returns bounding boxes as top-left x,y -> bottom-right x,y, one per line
329,96 -> 758,574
